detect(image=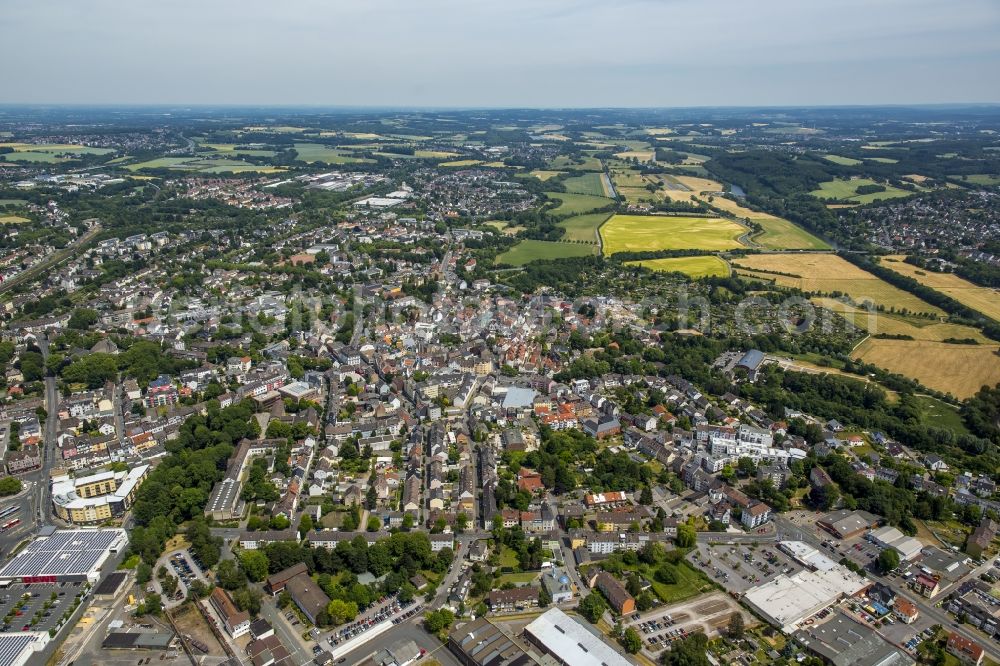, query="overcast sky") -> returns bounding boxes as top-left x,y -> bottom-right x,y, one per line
3,0 -> 999,107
